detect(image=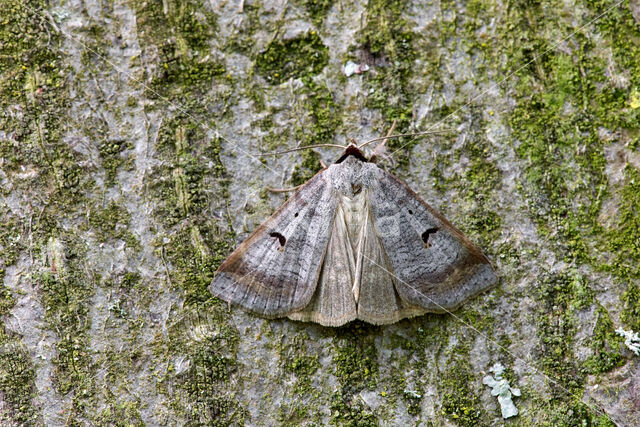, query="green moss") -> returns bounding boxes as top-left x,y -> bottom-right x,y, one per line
357,0 -> 417,163
176,342 -> 245,425
78,23 -> 111,72
39,237 -> 94,420
290,149 -> 323,187
148,118 -> 232,305
327,322 -> 380,424
403,388 -> 423,416
604,166 -> 640,280
329,391 -> 377,426
150,117 -> 227,227
0,0 -> 93,414
157,57 -> 226,94
297,0 -> 333,26
255,31 -> 328,85
143,96 -> 241,423
276,331 -> 322,423
83,201 -> 140,252
301,77 -> 342,146
439,348 -> 487,426
333,323 -> 379,392
520,270 -> 618,423
586,0 -> 640,89
95,398 -> 144,427
0,0 -> 70,190
120,271 -> 142,291
504,3 -> 639,280
98,139 -> 134,187
0,285 -> 14,317
456,307 -> 495,335
134,15 -> 242,415
0,210 -> 24,288
535,272 -> 593,387
453,117 -> 503,247
530,399 -> 617,427
134,0 -> 224,98
429,152 -> 454,195
278,402 -> 320,426
582,306 -> 625,375
375,326 -> 427,418
0,1 -> 101,422
290,77 -> 342,186
509,49 -> 609,265
161,225 -> 231,305
279,331 -> 320,392
189,340 -> 237,382
157,312 -> 244,425
223,1 -> 262,55
412,316 -> 449,351
88,201 -> 131,241
0,333 -> 38,425
621,282 -> 640,331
